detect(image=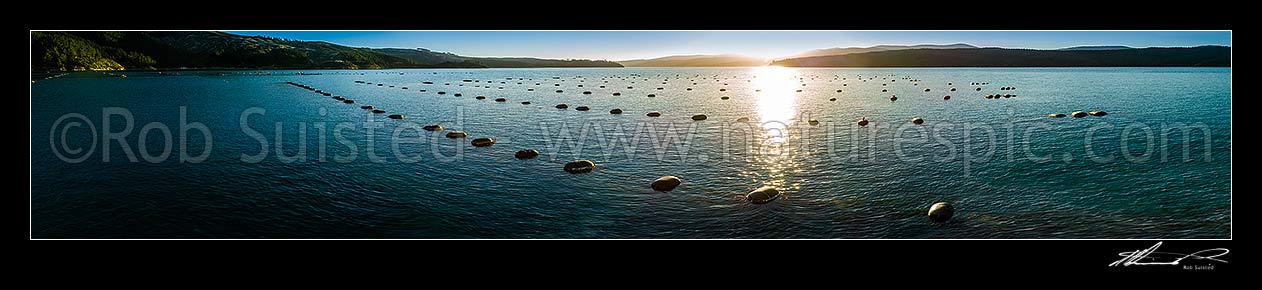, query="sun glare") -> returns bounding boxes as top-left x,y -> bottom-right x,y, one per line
751,66 -> 799,144
743,65 -> 802,194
